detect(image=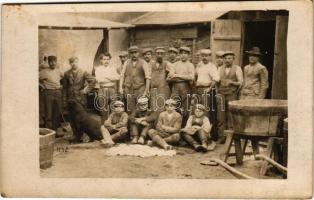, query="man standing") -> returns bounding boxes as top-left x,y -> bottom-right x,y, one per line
39,56 -> 63,131
217,51 -> 243,142
215,50 -> 225,69
195,49 -> 220,141
142,48 -> 154,64
168,47 -> 179,64
240,47 -> 269,99
150,47 -> 172,112
63,56 -> 92,107
117,51 -> 128,74
94,53 -> 120,122
119,46 -> 151,113
167,46 -> 195,121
